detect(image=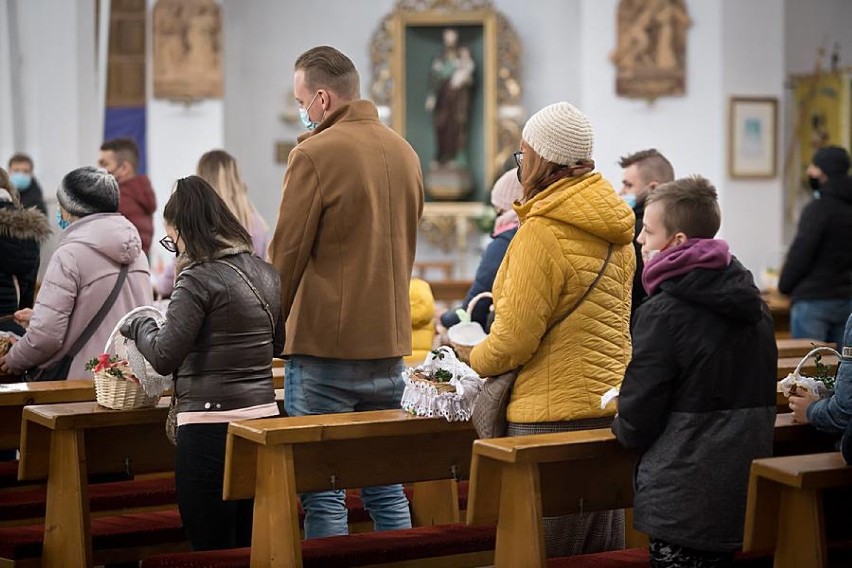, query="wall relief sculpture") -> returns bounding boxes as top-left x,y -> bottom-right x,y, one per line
610,0 -> 690,101
153,0 -> 222,100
